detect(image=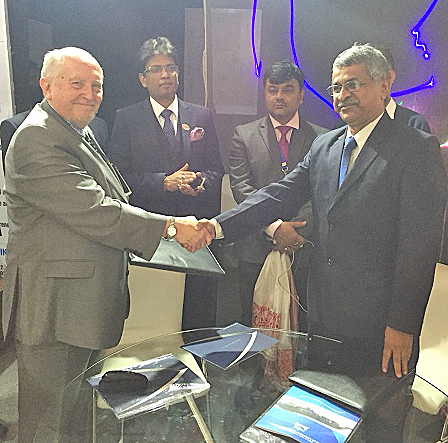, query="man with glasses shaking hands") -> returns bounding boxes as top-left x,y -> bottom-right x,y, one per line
187,43 -> 447,443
